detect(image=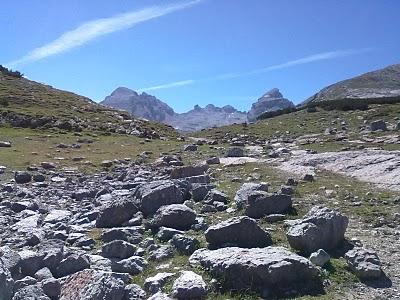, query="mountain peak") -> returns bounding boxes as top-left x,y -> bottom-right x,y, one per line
111,87 -> 137,97
261,88 -> 282,99
248,89 -> 294,122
